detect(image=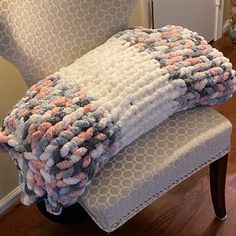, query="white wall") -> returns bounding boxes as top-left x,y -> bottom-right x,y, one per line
129,0 -> 149,27
0,57 -> 27,207
130,0 -> 230,33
